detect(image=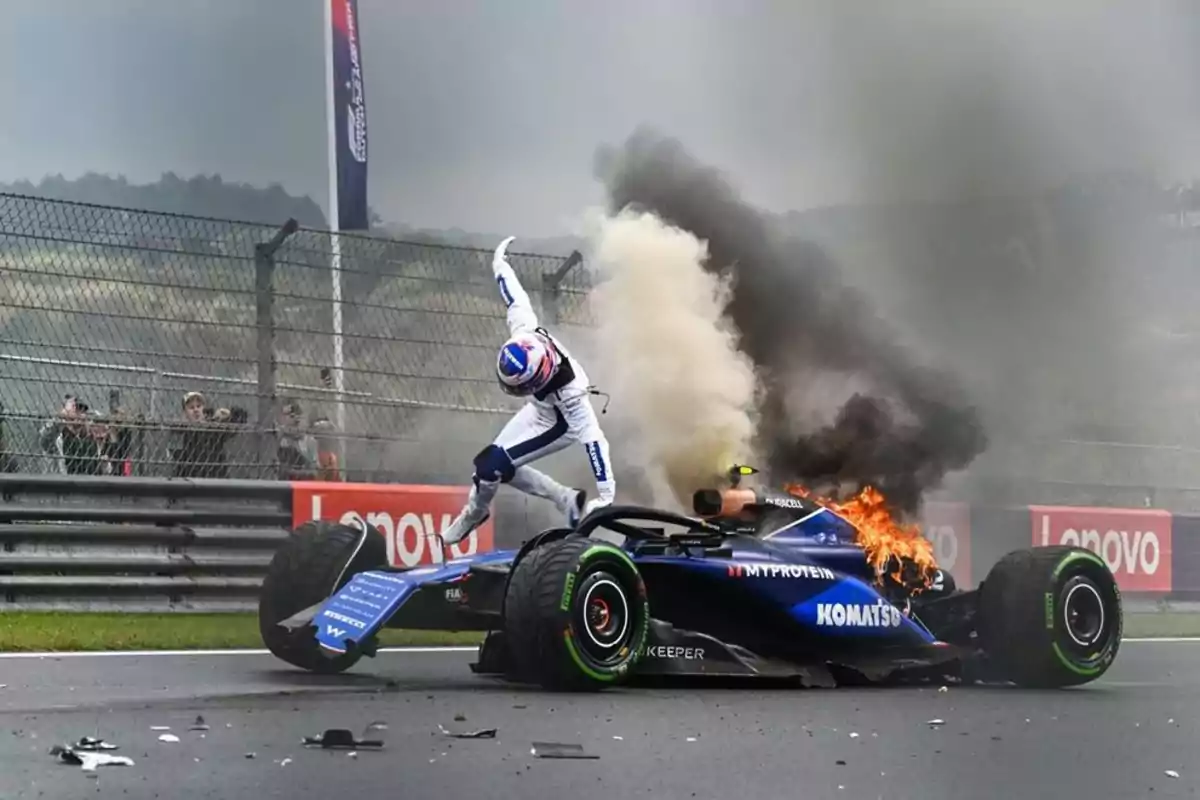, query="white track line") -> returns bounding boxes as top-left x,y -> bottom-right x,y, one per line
0,639 -> 1195,660
0,646 -> 478,659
